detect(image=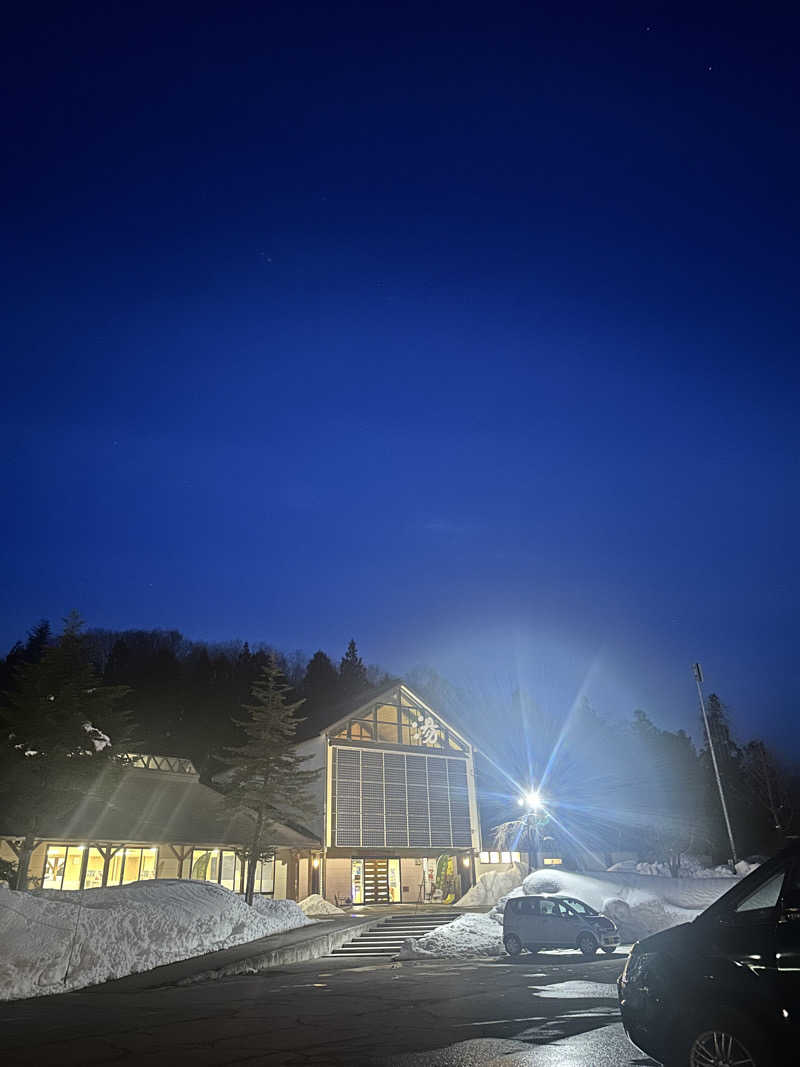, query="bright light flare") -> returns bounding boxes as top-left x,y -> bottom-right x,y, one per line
523,790 -> 543,811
